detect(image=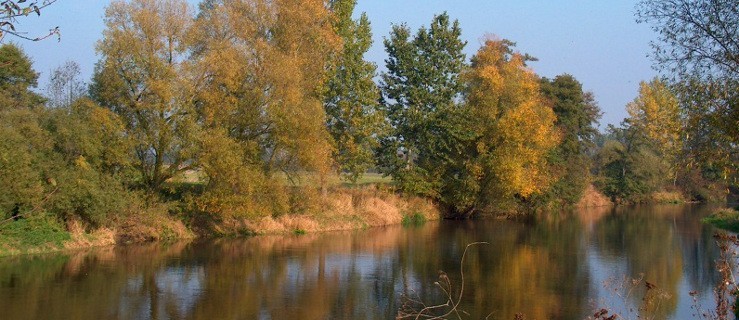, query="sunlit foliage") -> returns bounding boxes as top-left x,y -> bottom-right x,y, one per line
324,0 -> 383,183
626,78 -> 682,184
539,74 -> 602,207
187,0 -> 341,217
637,0 -> 738,183
92,0 -> 198,190
378,12 -> 467,198
464,38 -> 560,213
